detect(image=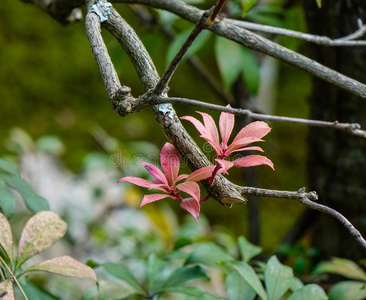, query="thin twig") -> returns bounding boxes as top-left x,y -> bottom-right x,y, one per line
0,256 -> 28,300
130,94 -> 366,137
112,0 -> 366,98
226,18 -> 366,46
